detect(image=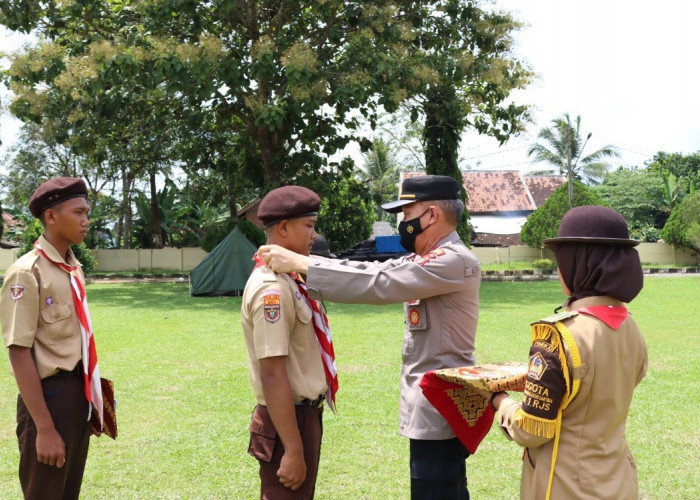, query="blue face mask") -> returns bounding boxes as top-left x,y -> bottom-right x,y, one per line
398,209 -> 430,253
